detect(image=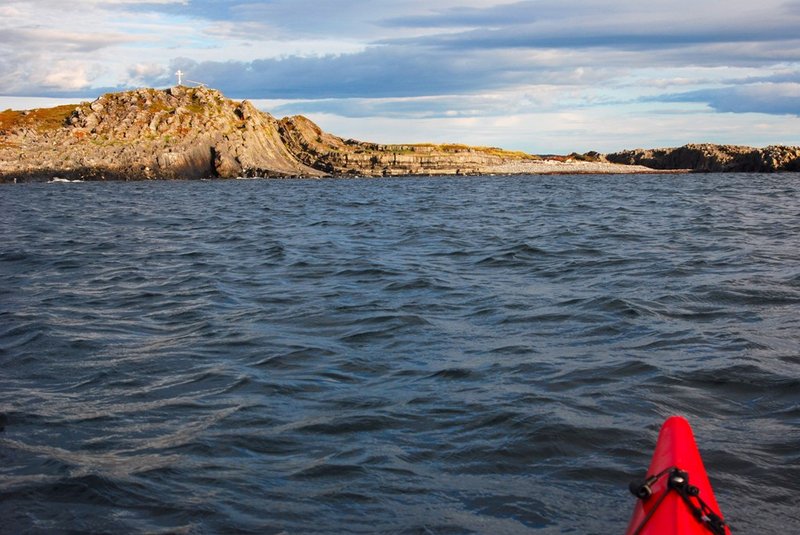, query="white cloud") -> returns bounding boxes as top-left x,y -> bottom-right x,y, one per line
0,28 -> 139,52
0,0 -> 798,150
0,6 -> 23,17
41,70 -> 90,91
38,60 -> 104,91
127,62 -> 168,85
